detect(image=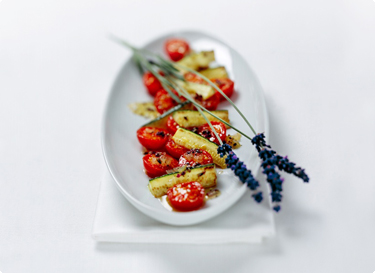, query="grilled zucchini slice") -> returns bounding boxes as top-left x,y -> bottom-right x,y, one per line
172,110 -> 230,128
128,102 -> 159,119
199,66 -> 229,79
141,102 -> 190,129
148,164 -> 217,198
175,80 -> 215,100
172,128 -> 226,168
177,51 -> 215,71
